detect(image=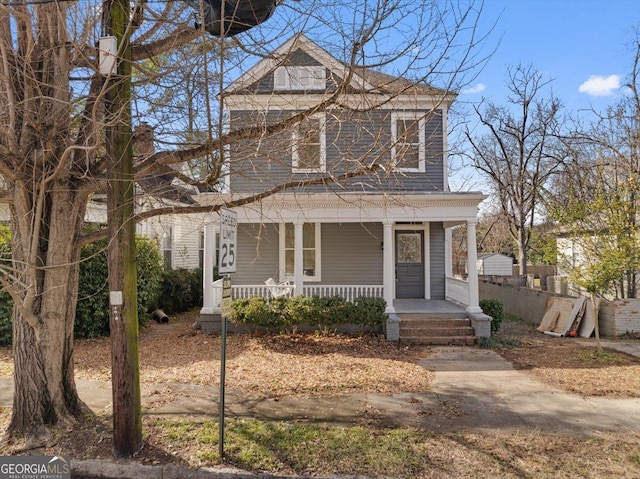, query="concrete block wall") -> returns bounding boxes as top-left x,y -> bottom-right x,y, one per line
600,300 -> 640,336
480,279 -> 640,337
